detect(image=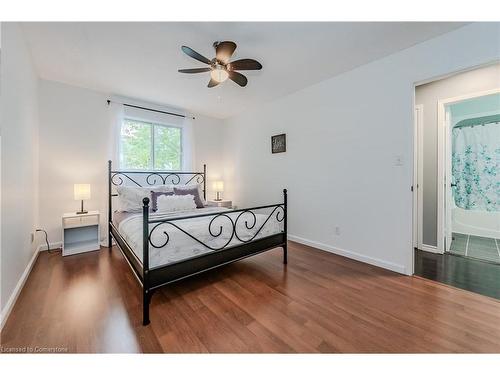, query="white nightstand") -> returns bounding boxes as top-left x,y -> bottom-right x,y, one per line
206,200 -> 232,209
62,211 -> 100,256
